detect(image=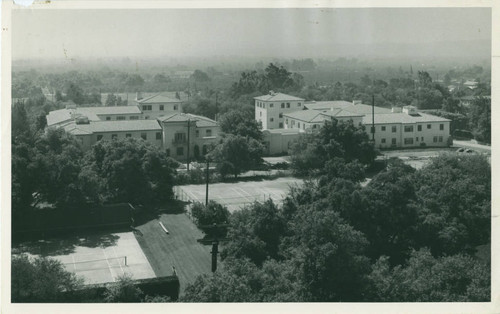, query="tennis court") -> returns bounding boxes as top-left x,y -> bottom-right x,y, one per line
14,232 -> 155,285
174,177 -> 303,212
